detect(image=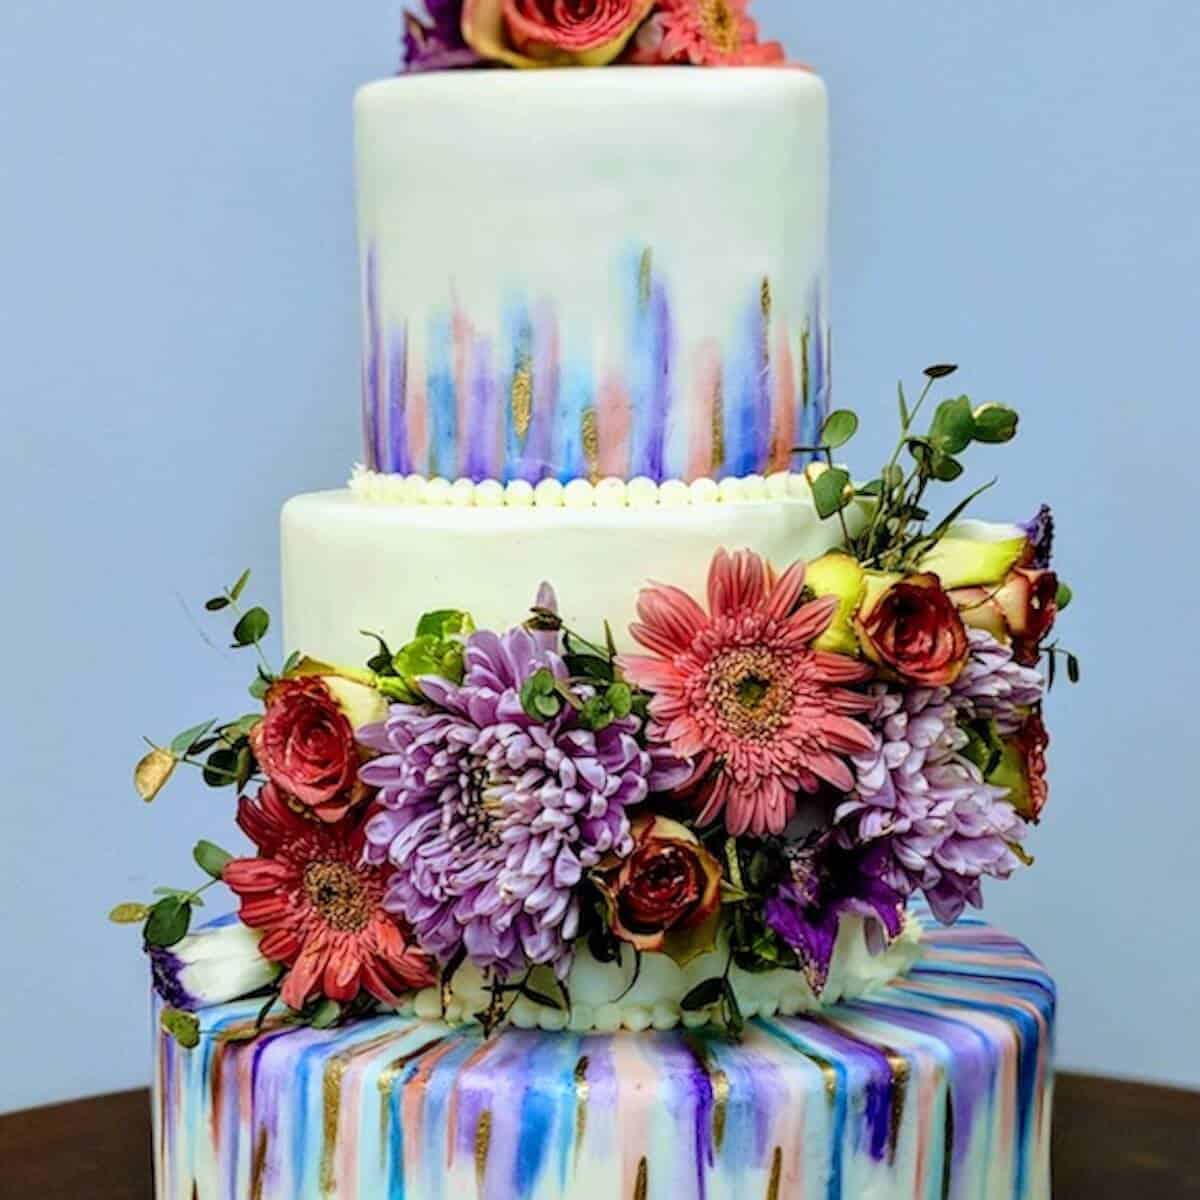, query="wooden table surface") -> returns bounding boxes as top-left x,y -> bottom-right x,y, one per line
3,1072 -> 1199,1198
